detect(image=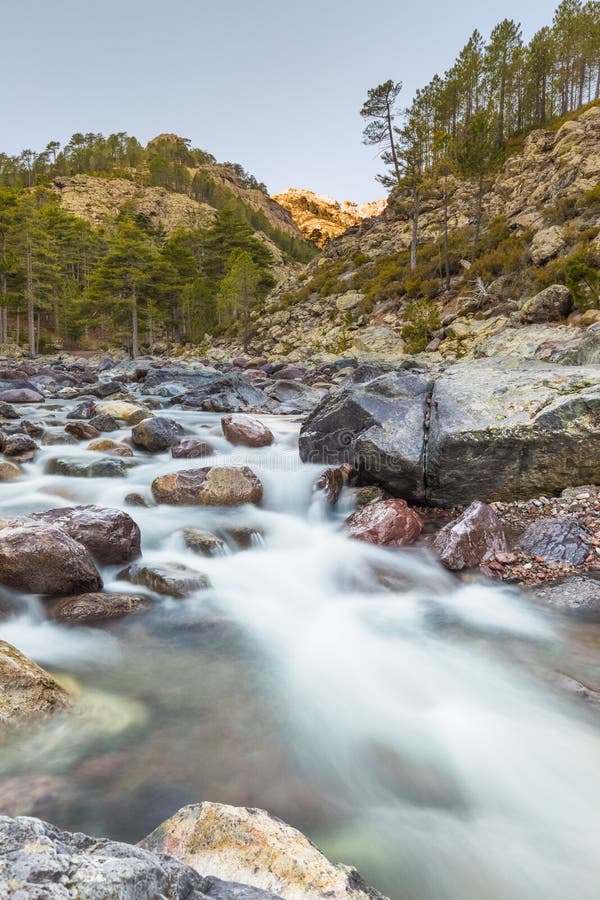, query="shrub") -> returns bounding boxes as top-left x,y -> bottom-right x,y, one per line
401,298 -> 441,353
